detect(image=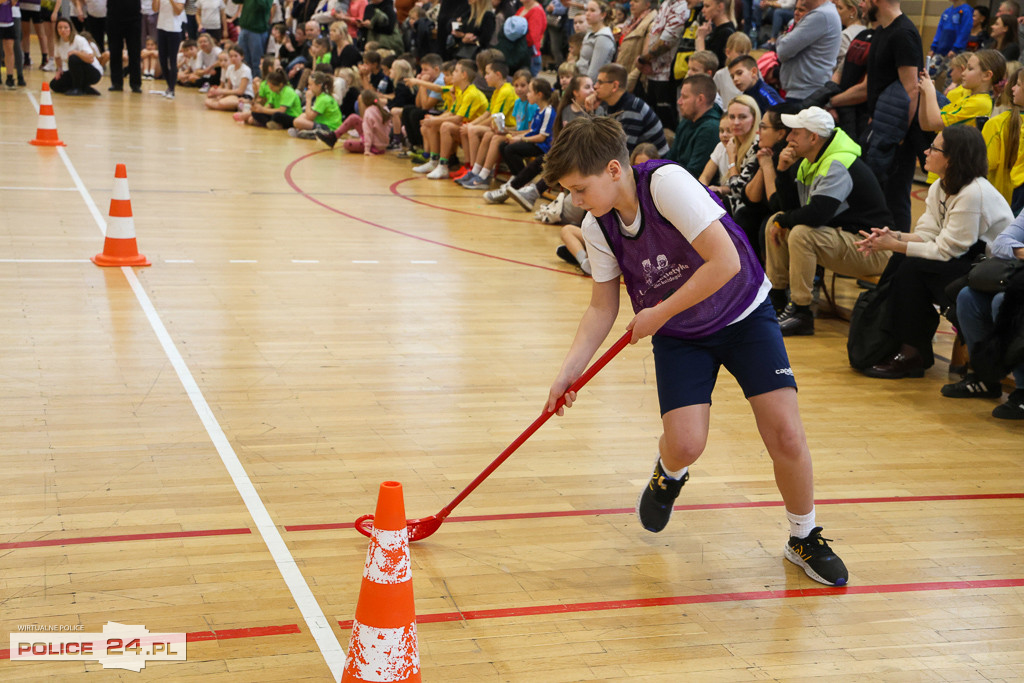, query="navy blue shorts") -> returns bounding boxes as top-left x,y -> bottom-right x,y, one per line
651,298 -> 797,415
